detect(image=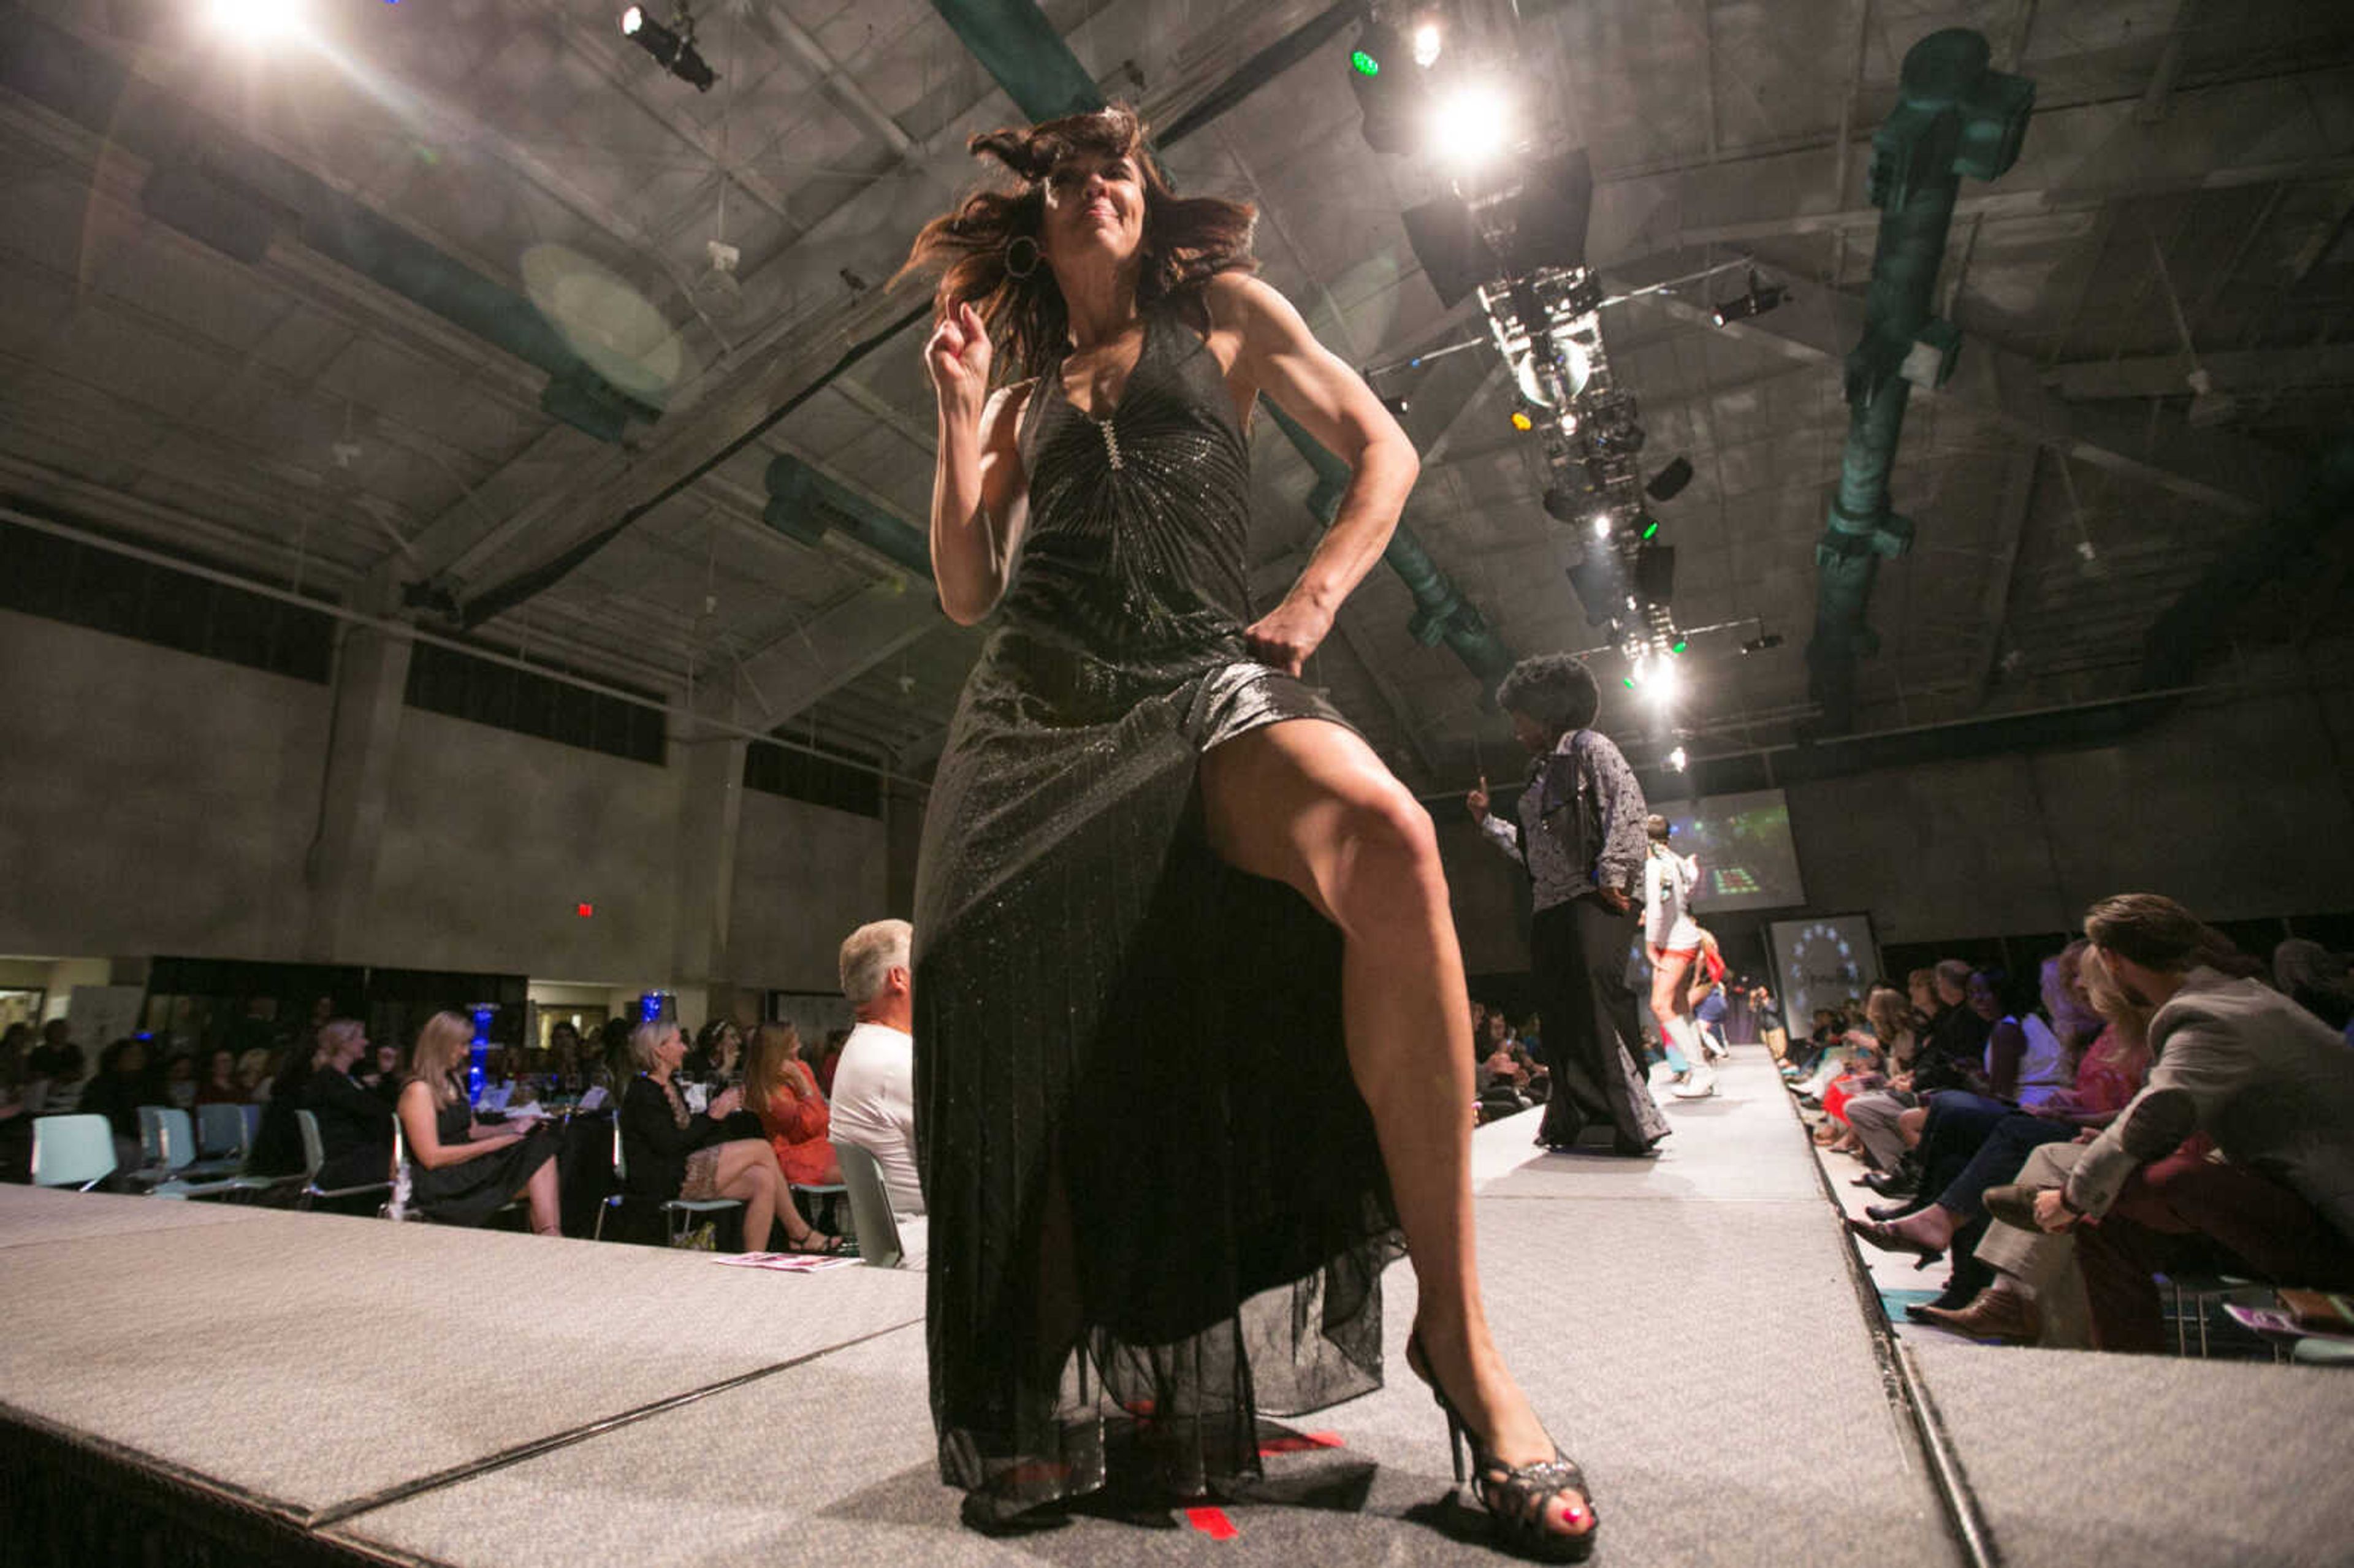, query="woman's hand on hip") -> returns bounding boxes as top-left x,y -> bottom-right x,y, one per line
1245,595 -> 1333,677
